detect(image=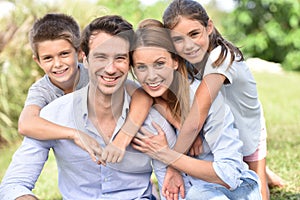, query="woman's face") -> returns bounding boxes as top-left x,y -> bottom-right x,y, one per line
170,16 -> 213,65
132,46 -> 178,98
